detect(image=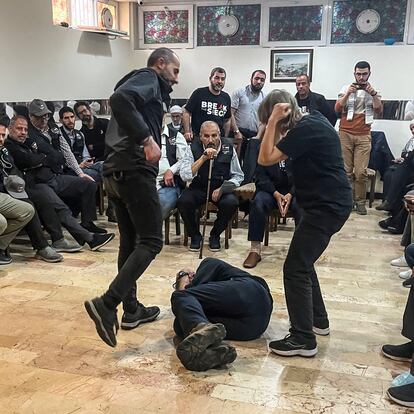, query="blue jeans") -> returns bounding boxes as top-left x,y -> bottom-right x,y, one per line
158,186 -> 181,221
83,161 -> 104,183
